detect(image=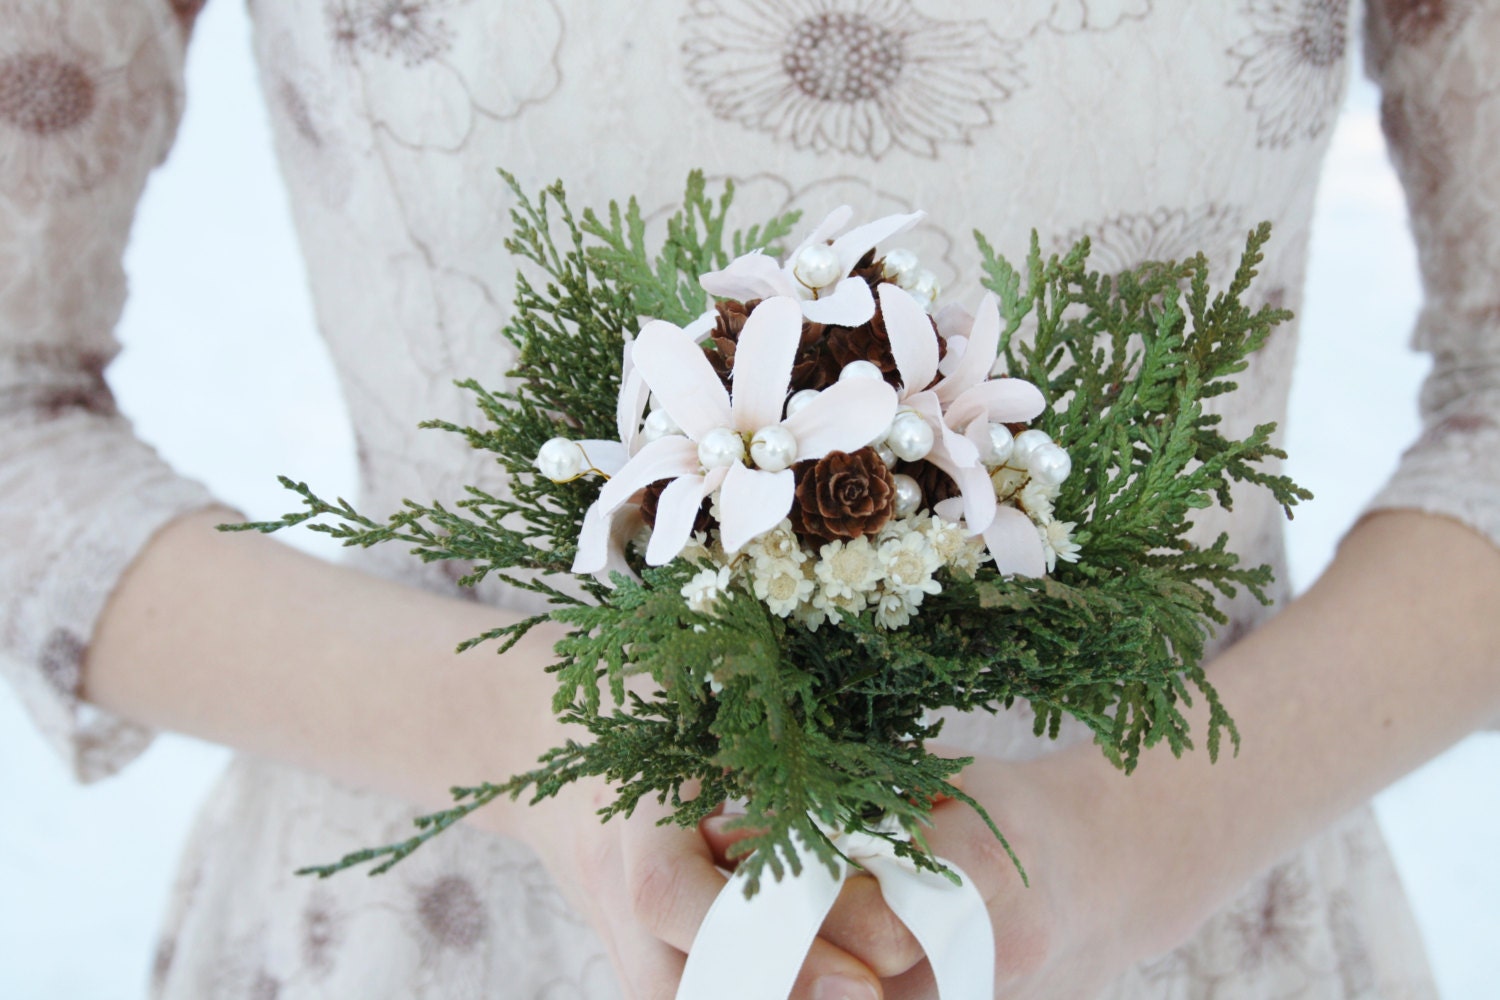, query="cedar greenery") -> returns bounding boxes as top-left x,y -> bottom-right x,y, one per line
226,173 -> 1308,893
